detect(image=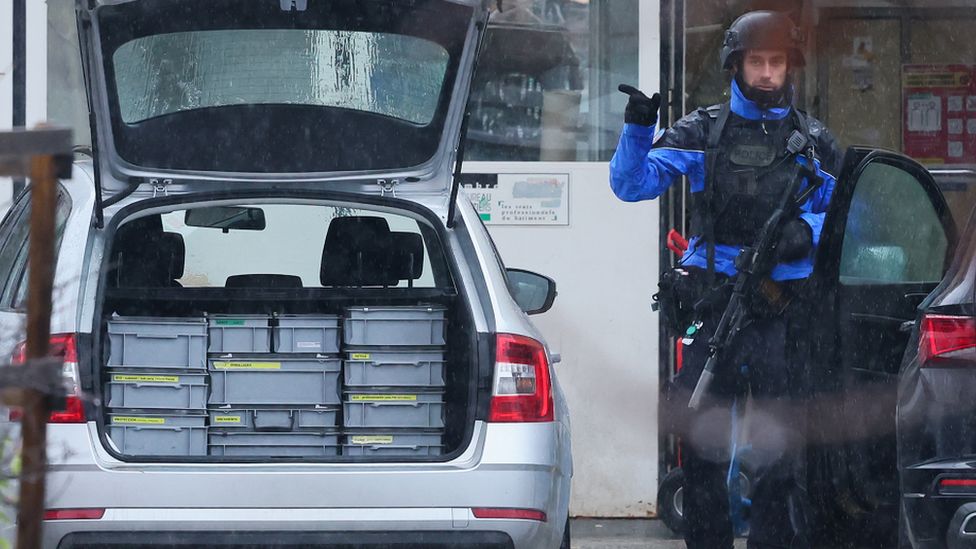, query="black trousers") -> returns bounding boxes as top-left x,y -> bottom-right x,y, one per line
673,297 -> 812,549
